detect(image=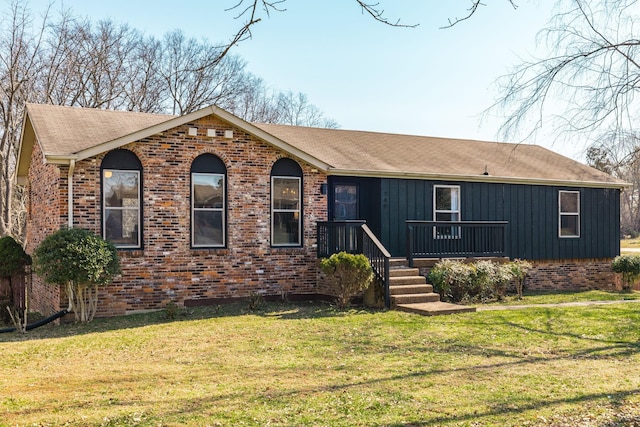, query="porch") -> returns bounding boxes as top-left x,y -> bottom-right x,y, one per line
317,220 -> 508,314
